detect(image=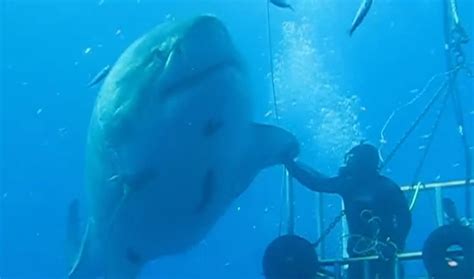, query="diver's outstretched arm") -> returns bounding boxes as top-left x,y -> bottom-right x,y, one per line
286,160 -> 343,194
